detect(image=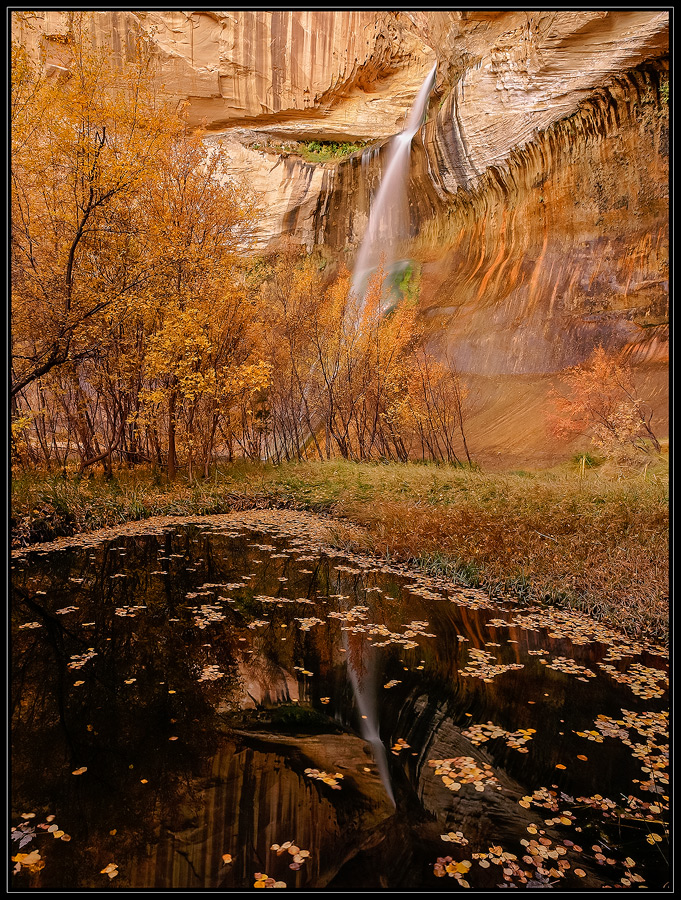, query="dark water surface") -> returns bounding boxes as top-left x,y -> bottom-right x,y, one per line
11,516 -> 669,890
